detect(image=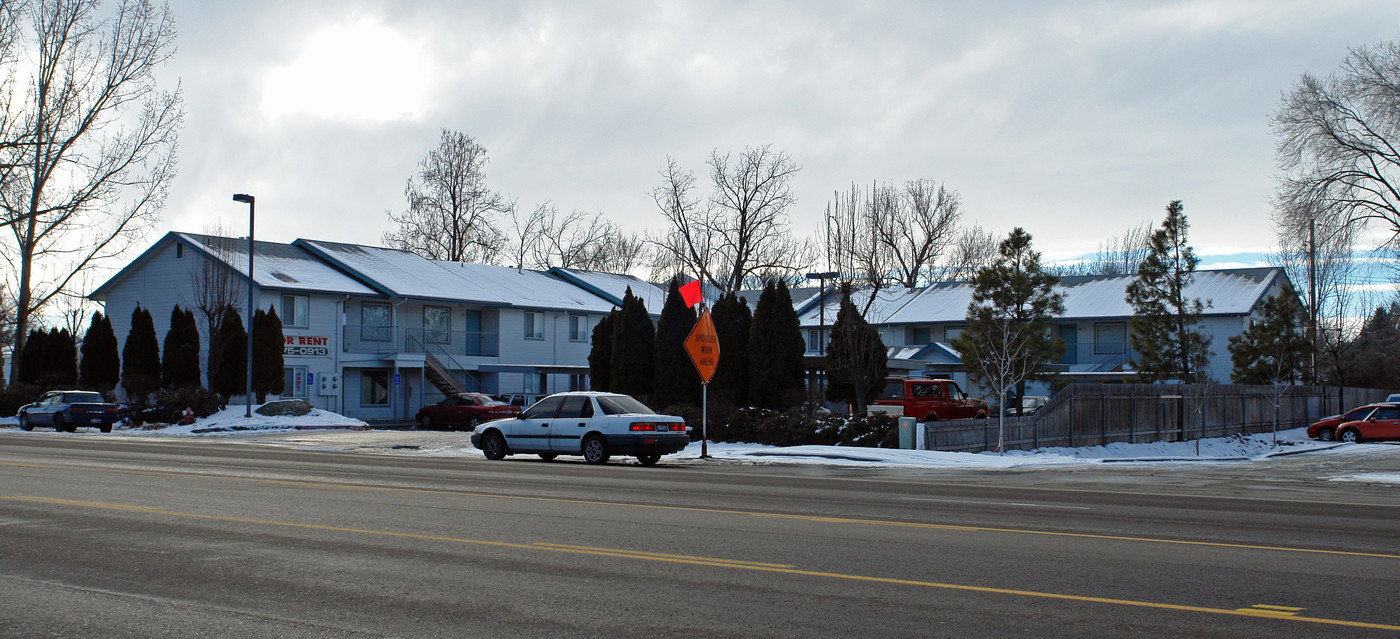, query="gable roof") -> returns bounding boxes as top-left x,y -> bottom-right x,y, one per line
549,268 -> 668,314
91,231 -> 379,299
